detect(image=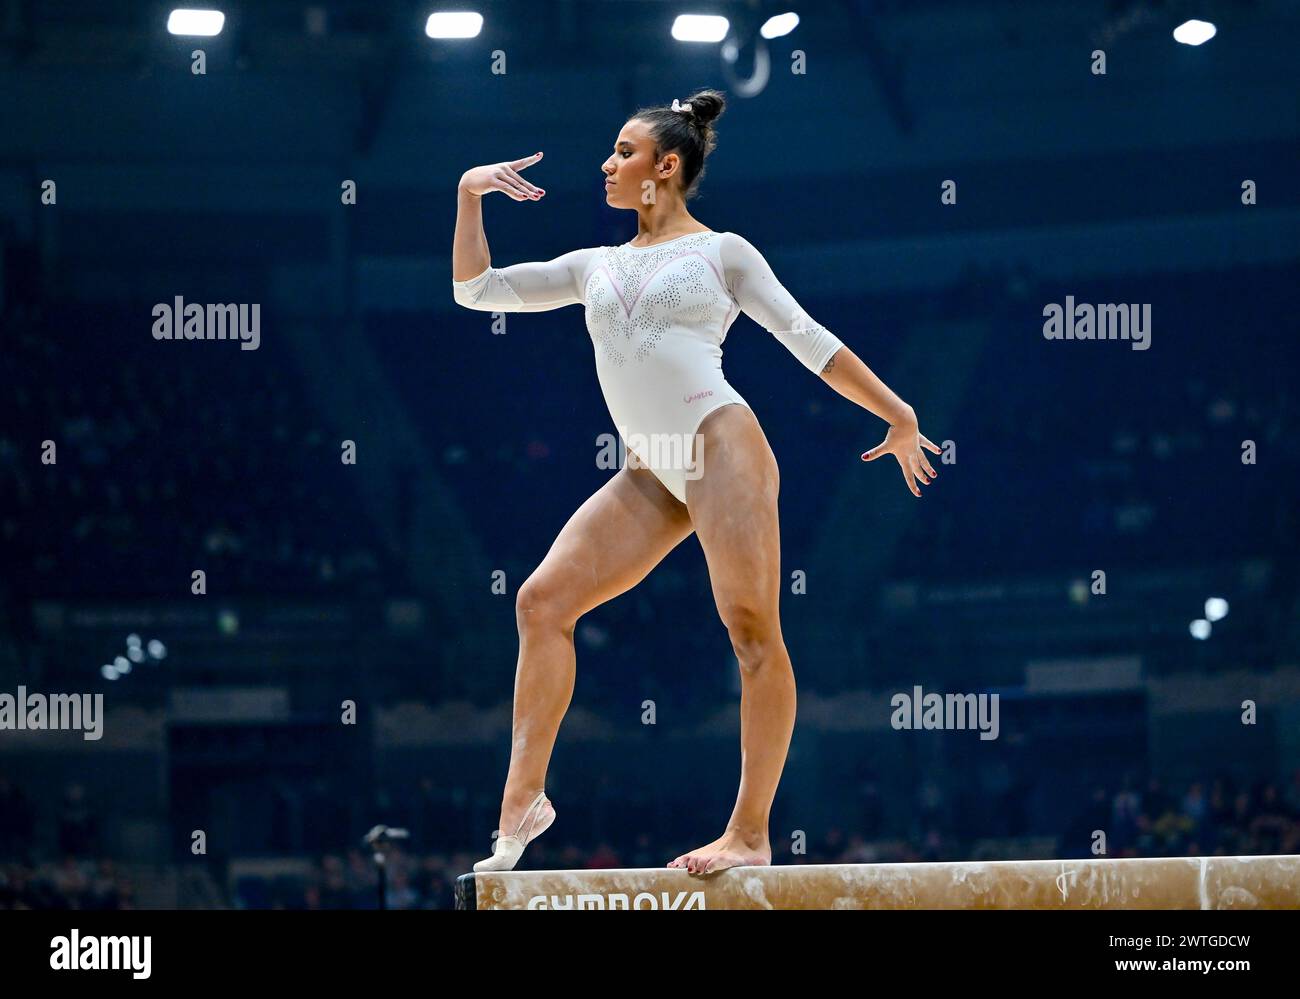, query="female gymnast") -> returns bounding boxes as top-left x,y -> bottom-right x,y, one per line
452,89 -> 940,876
